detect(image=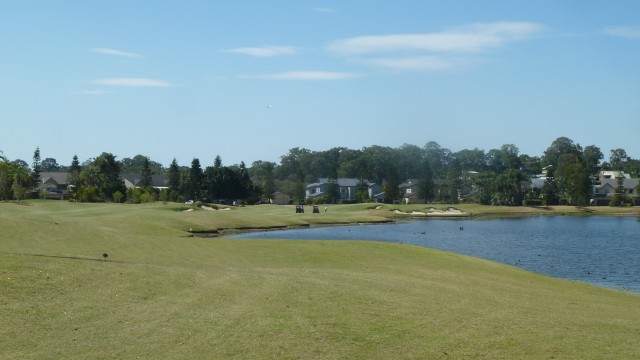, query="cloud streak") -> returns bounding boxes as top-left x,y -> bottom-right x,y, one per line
604,25 -> 640,39
328,22 -> 545,71
329,22 -> 545,55
90,78 -> 172,87
241,71 -> 356,80
90,48 -> 143,58
224,46 -> 298,57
